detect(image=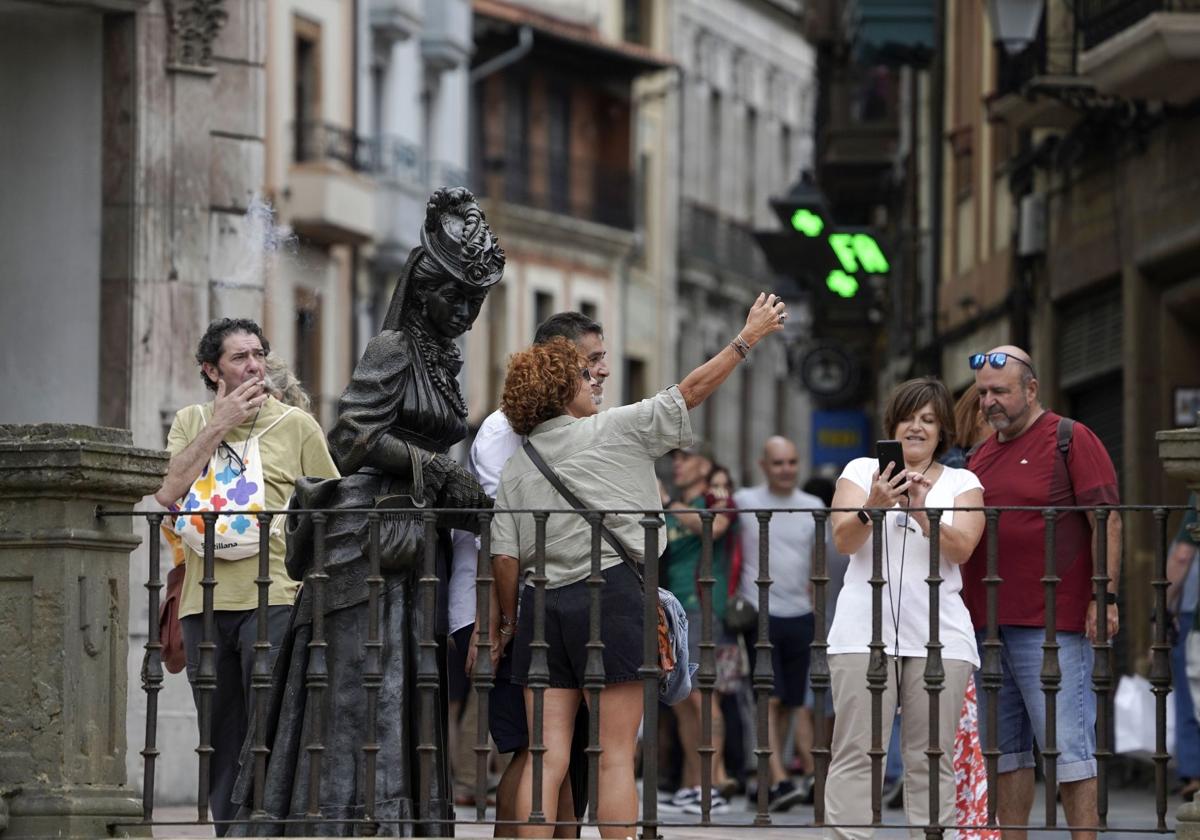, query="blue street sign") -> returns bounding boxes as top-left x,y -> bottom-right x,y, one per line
811,410 -> 871,471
